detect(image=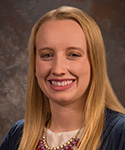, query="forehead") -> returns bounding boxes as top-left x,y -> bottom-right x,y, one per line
35,19 -> 86,49
37,19 -> 82,31
36,19 -> 85,37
